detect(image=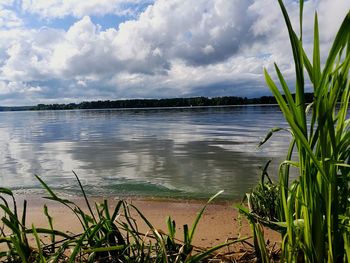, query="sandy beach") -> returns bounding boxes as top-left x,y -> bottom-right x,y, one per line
12,195 -> 280,249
